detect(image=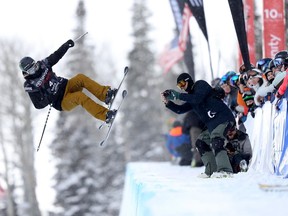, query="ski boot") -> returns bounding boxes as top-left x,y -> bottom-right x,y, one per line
105,109 -> 117,124
105,88 -> 118,106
